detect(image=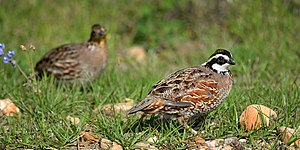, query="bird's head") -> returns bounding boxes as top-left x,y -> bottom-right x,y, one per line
89,24 -> 107,46
202,49 -> 236,75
